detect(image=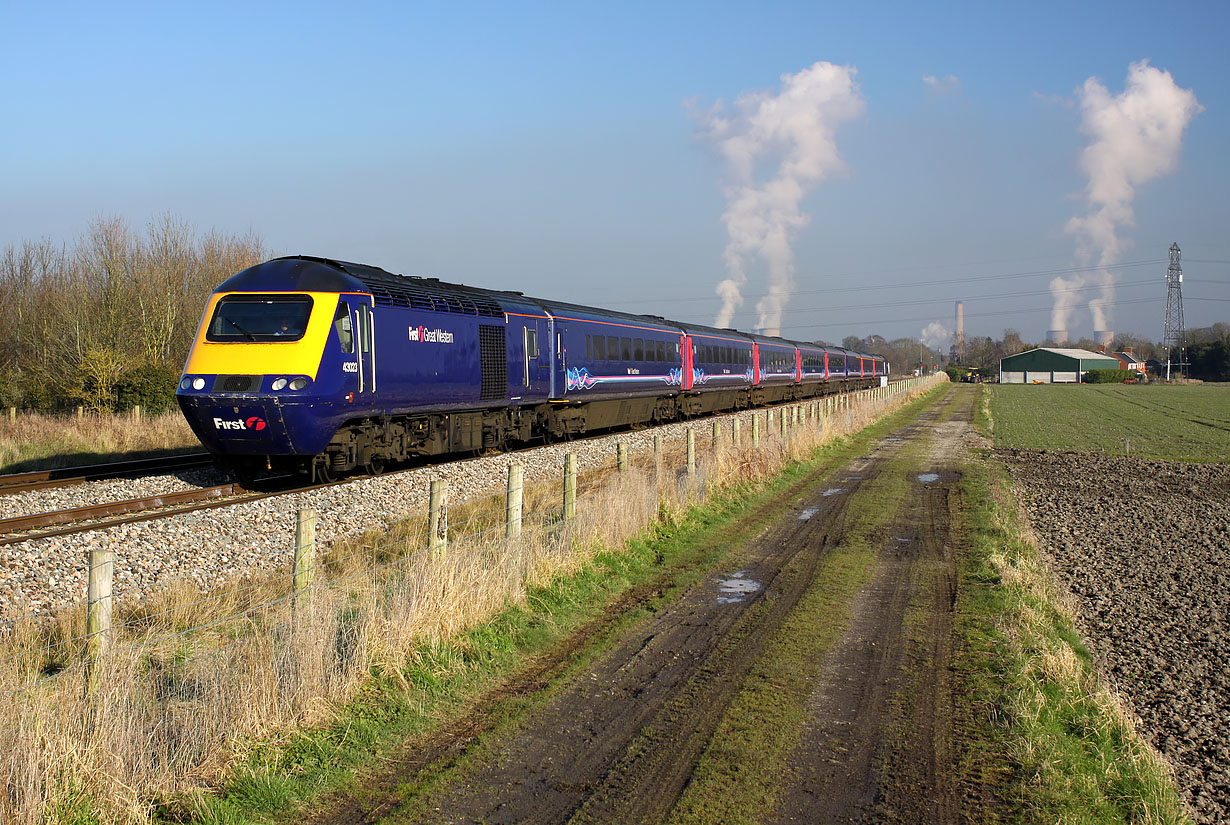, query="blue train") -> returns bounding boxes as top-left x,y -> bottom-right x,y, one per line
176,256 -> 888,480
